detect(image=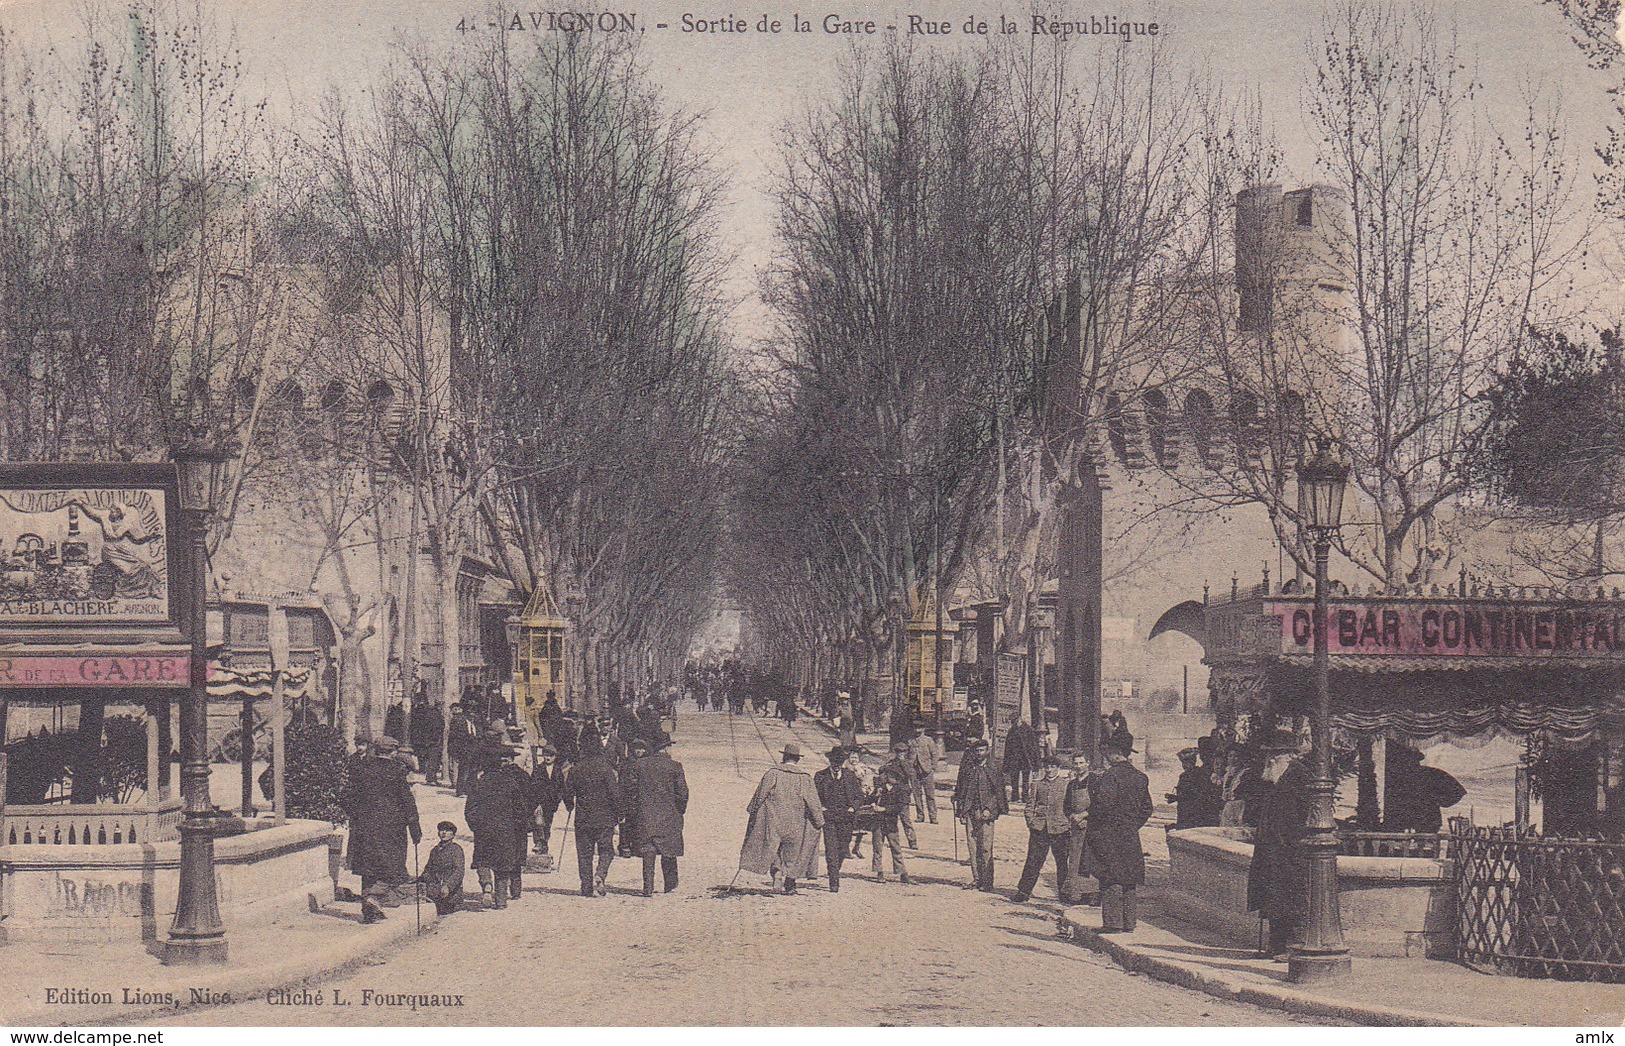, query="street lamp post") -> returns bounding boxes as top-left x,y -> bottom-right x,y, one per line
1289,437 -> 1353,984
163,435 -> 238,966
